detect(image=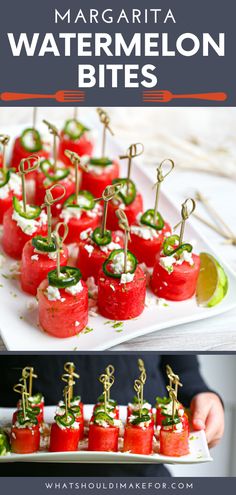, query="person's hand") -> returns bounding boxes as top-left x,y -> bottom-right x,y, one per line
190,392 -> 224,448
